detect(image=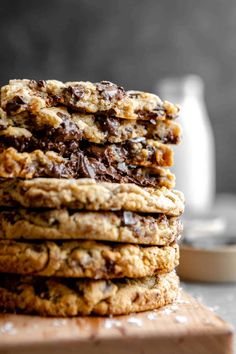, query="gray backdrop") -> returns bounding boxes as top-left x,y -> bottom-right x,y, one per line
0,0 -> 235,193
